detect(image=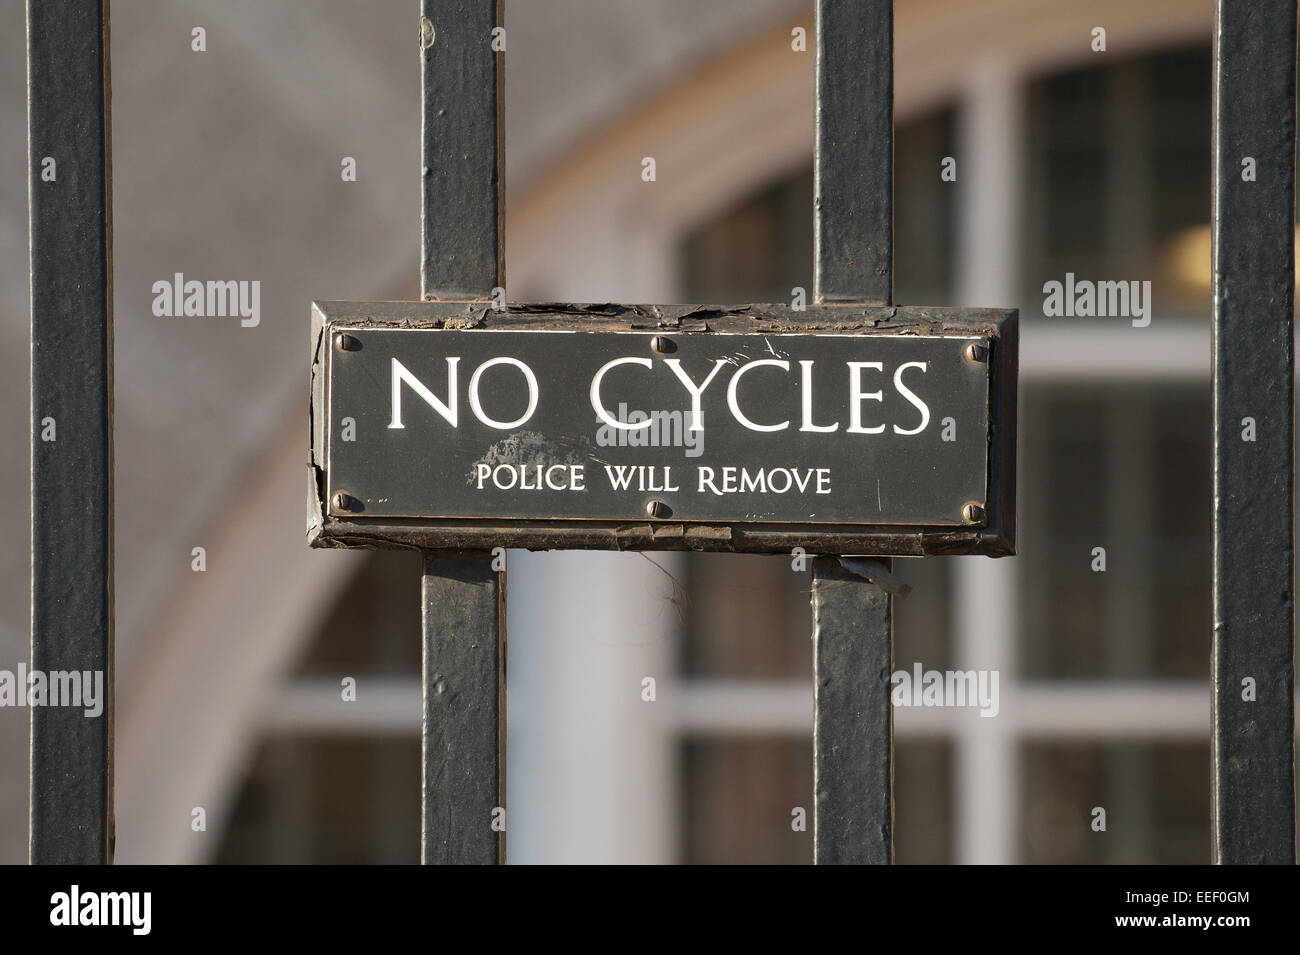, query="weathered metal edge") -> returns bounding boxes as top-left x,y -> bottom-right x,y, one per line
307,300 -> 1018,556
308,301 -> 330,545
987,308 -> 1018,557
311,299 -> 1014,335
